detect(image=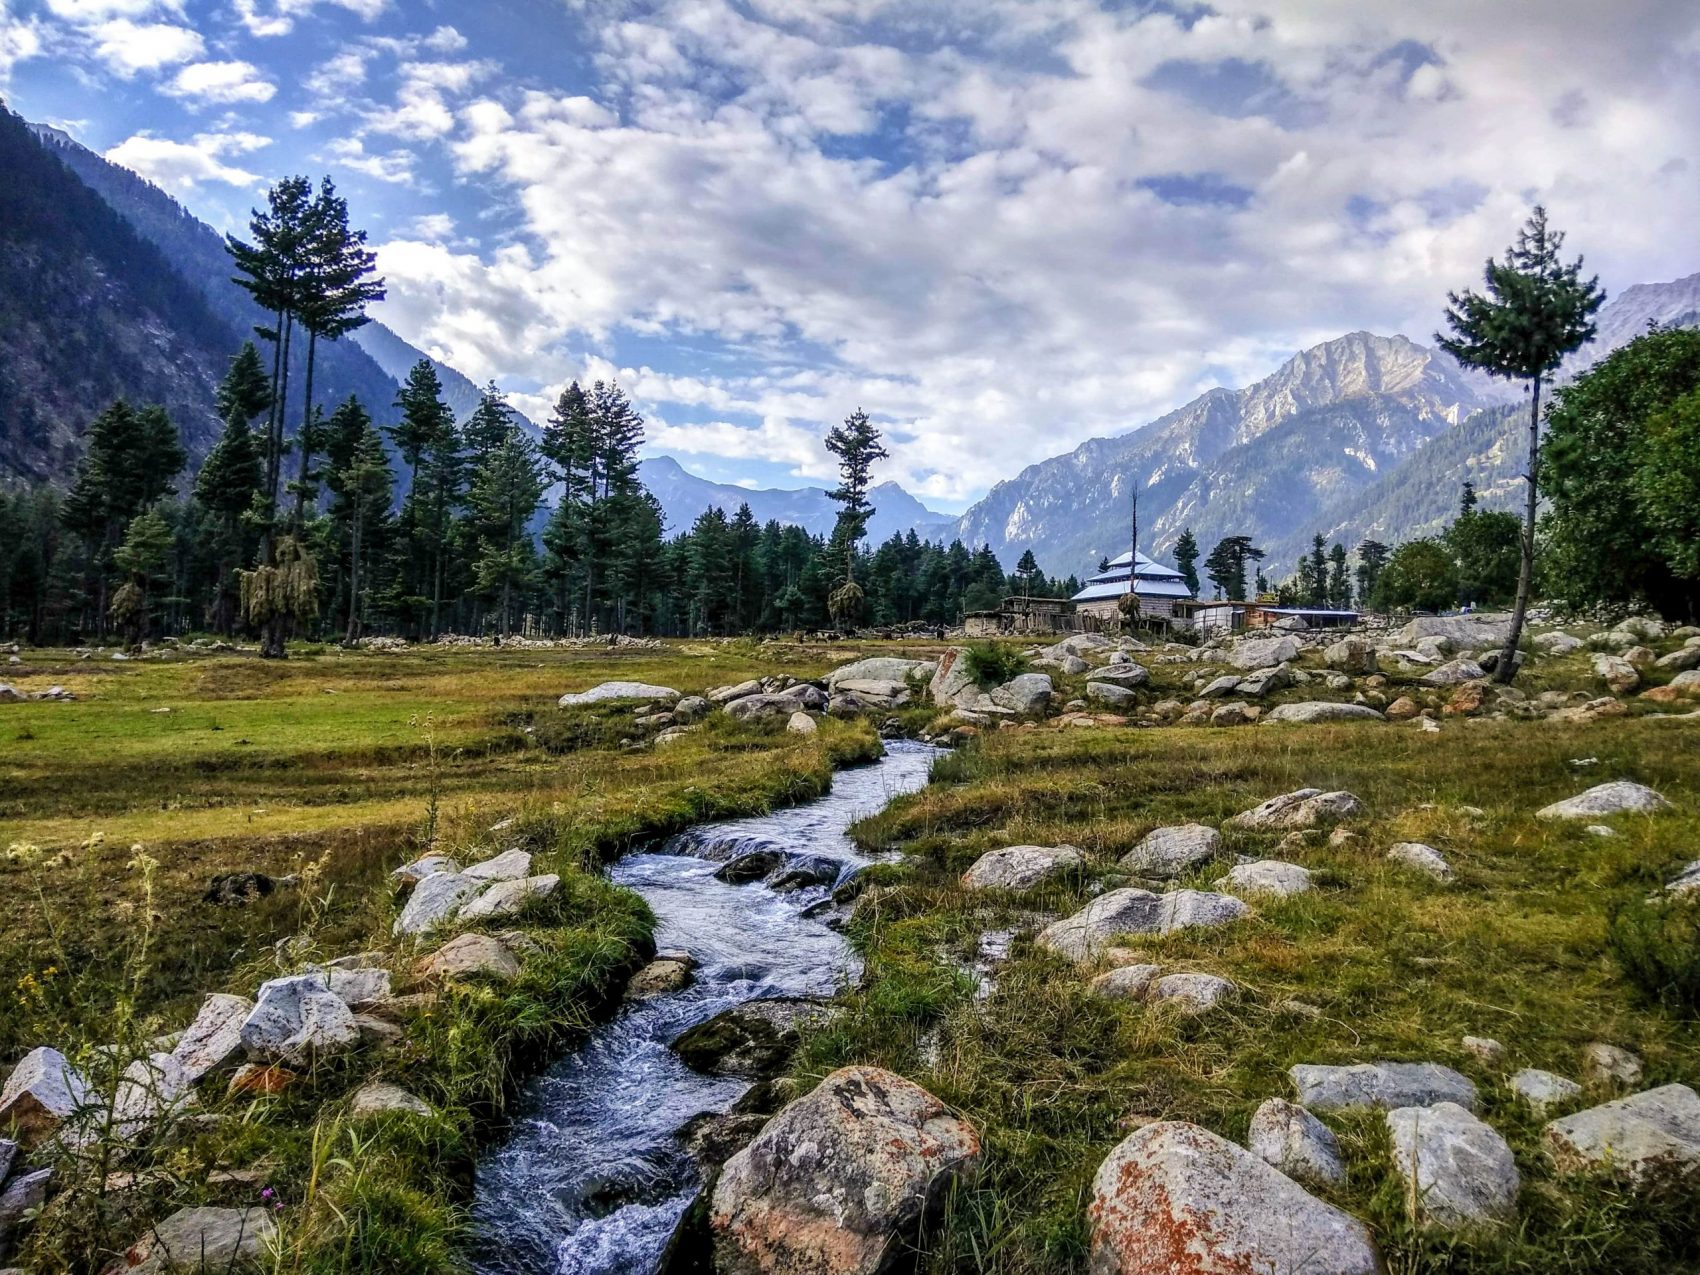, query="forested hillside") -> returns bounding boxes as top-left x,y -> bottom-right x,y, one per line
0,105 -> 231,478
